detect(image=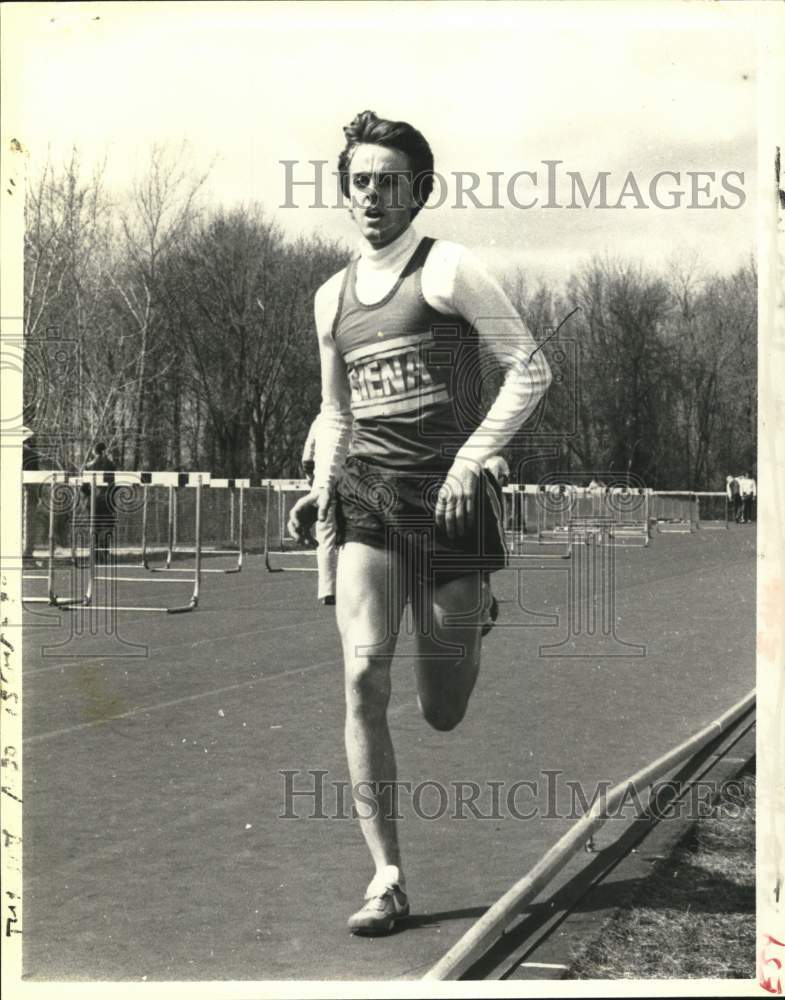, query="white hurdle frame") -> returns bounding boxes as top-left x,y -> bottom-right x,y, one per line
503,485 -> 572,560
593,487 -> 650,547
263,479 -> 318,573
22,471 -> 87,606
653,490 -> 699,533
149,477 -> 247,574
40,472 -> 209,613
84,471 -> 207,613
694,491 -> 730,530
505,484 -> 651,555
